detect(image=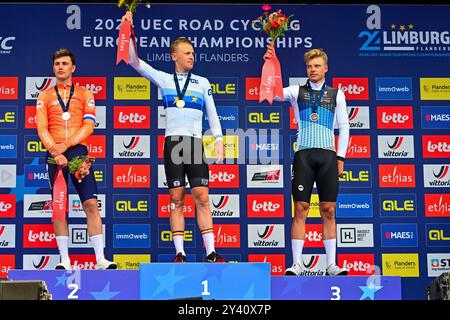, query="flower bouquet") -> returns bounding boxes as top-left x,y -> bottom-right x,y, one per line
116,0 -> 145,64
253,5 -> 294,104
48,155 -> 95,183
